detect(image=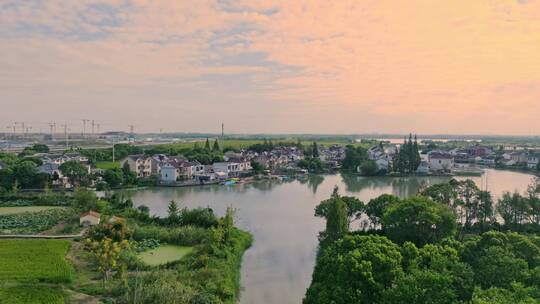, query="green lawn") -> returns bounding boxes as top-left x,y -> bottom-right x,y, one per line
95,161 -> 120,169
0,206 -> 64,215
0,285 -> 65,304
0,240 -> 73,283
138,245 -> 194,266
